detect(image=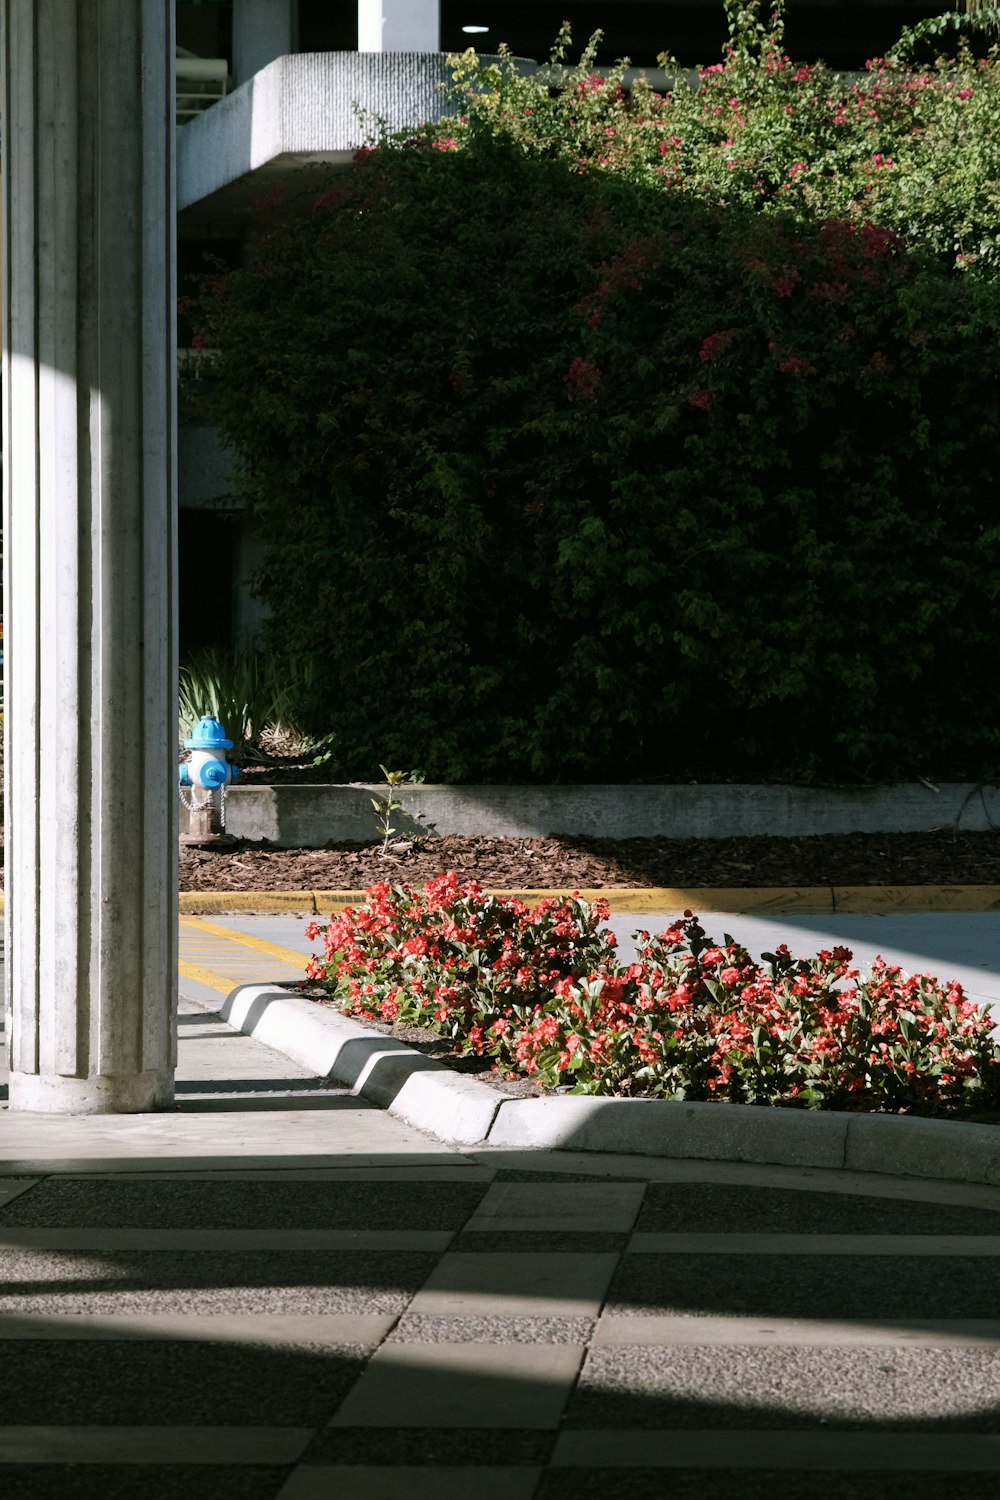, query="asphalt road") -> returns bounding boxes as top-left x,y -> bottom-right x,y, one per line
186,908 -> 1000,1022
